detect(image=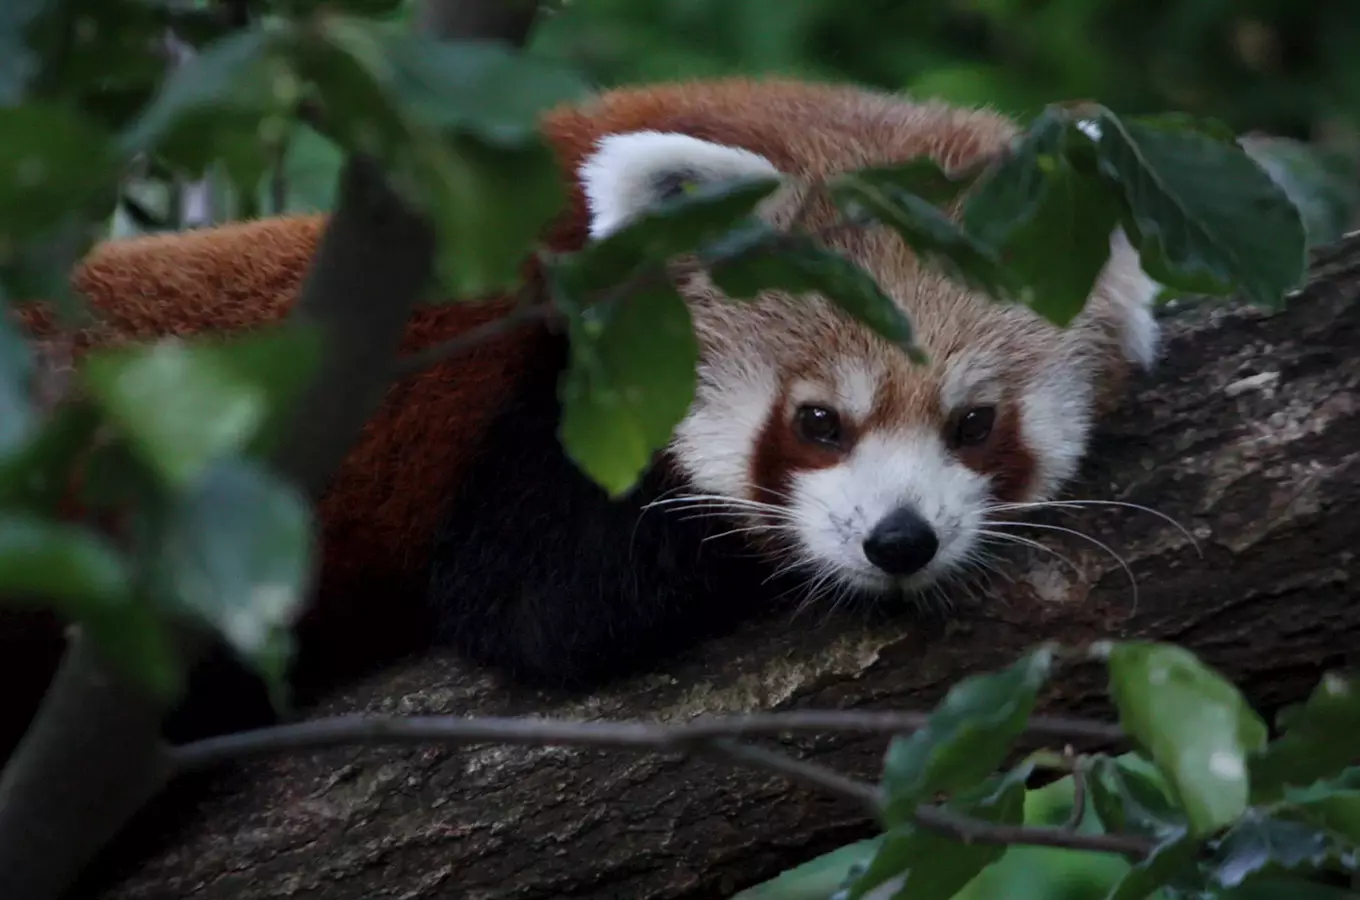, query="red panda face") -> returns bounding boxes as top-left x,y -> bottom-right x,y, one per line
564,80 -> 1160,604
